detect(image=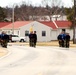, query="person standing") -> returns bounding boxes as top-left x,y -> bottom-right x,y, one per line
1,31 -> 9,48
0,31 -> 5,47
57,33 -> 62,47
29,31 -> 34,47
61,31 -> 66,47
33,31 -> 37,47
65,33 -> 70,48
60,29 -> 66,47
57,30 -> 66,47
